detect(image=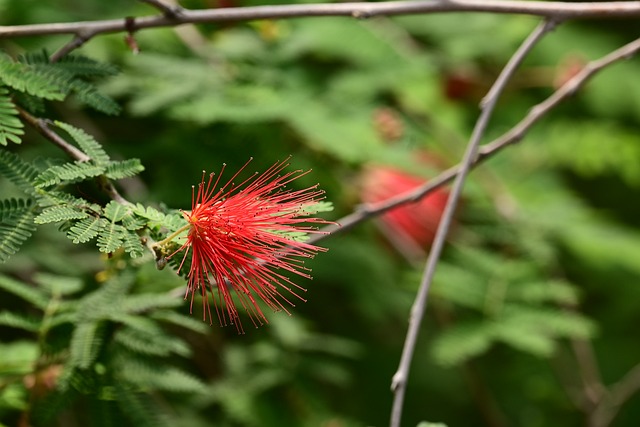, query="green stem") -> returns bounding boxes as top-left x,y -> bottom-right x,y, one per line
152,223 -> 191,249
